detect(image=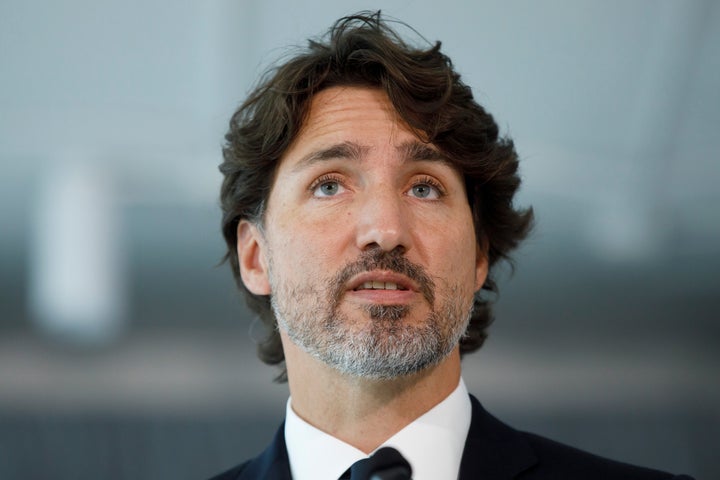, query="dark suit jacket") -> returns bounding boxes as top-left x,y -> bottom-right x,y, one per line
209,395 -> 693,479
